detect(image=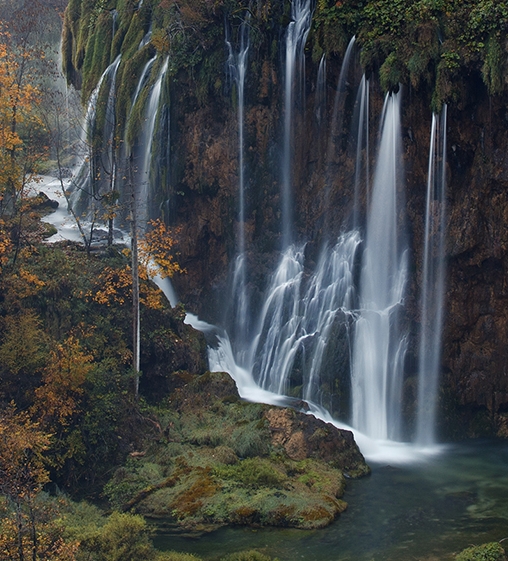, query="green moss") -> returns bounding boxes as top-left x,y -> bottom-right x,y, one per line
116,46 -> 156,140
104,371 -> 364,531
214,458 -> 287,489
81,10 -> 114,101
379,52 -> 404,92
482,36 -> 505,95
455,542 -> 506,561
120,12 -> 145,61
